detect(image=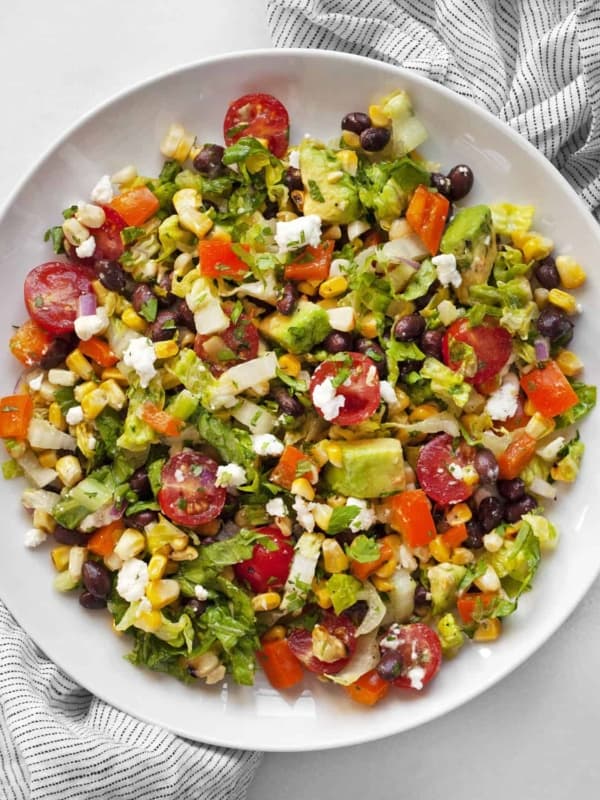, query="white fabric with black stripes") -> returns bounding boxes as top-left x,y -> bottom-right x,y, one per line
267,0 -> 600,219
0,601 -> 261,799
